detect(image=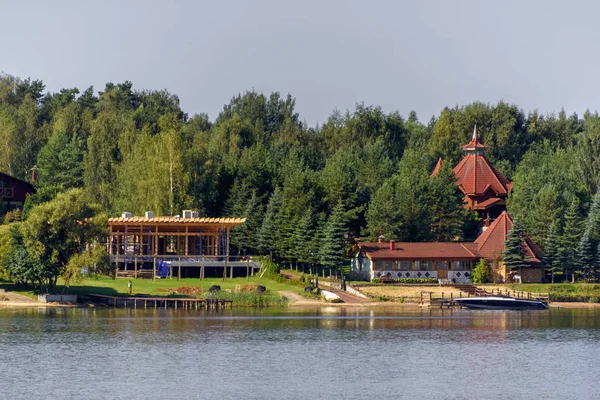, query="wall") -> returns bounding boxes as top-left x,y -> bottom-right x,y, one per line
372,270 -> 438,280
